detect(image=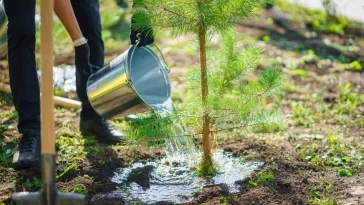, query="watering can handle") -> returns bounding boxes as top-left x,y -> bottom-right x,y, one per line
129,33 -> 141,72
151,43 -> 170,73
128,33 -> 141,72
129,33 -> 170,73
